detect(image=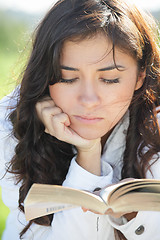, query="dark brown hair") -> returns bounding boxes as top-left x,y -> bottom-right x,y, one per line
8,0 -> 160,238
